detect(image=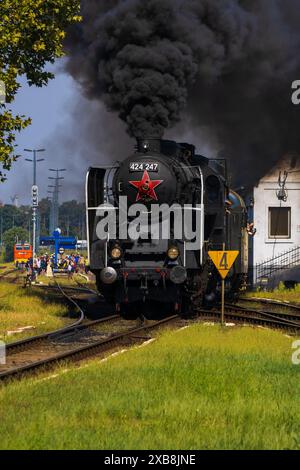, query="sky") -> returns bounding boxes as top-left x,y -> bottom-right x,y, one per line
0,61 -> 87,206
0,61 -> 218,208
